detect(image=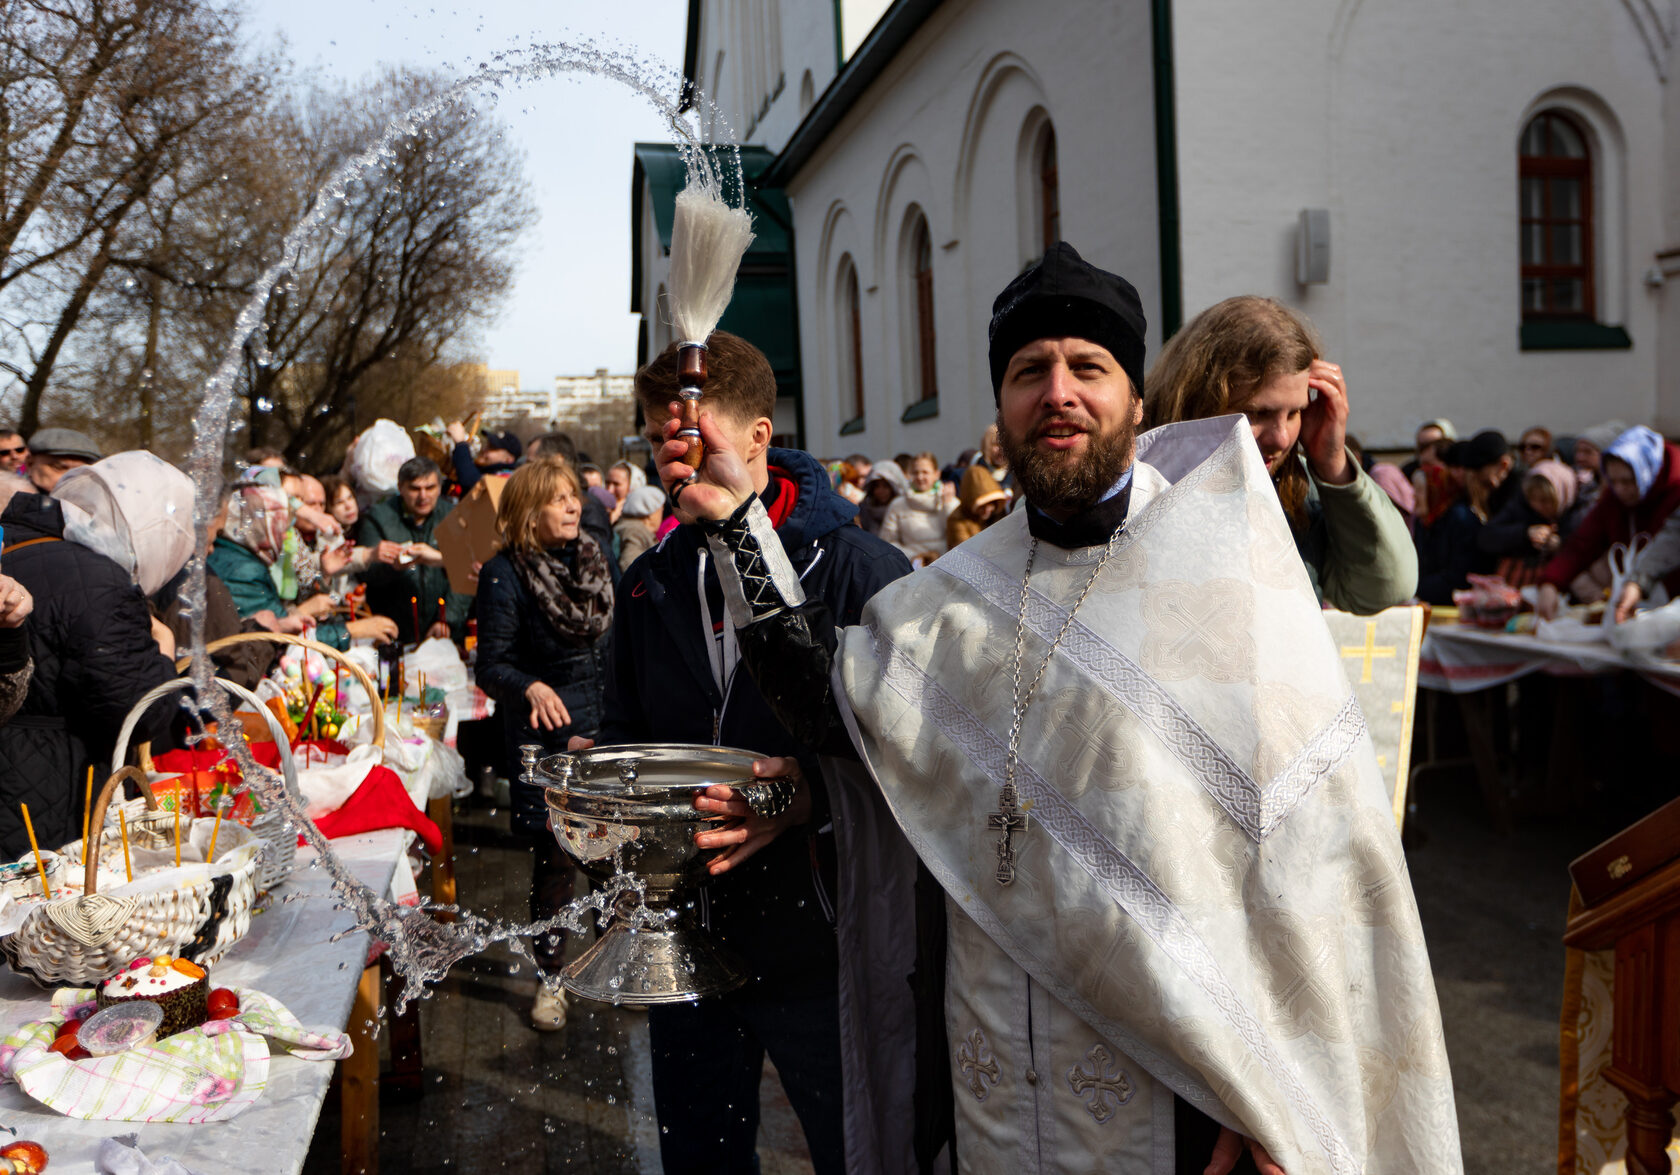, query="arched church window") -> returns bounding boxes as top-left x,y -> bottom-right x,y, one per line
1519,110 -> 1593,318
911,214 -> 938,403
837,256 -> 864,425
1039,125 -> 1060,252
